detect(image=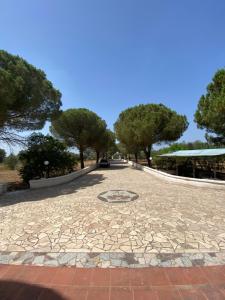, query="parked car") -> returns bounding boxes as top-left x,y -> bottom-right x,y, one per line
98,159 -> 110,168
